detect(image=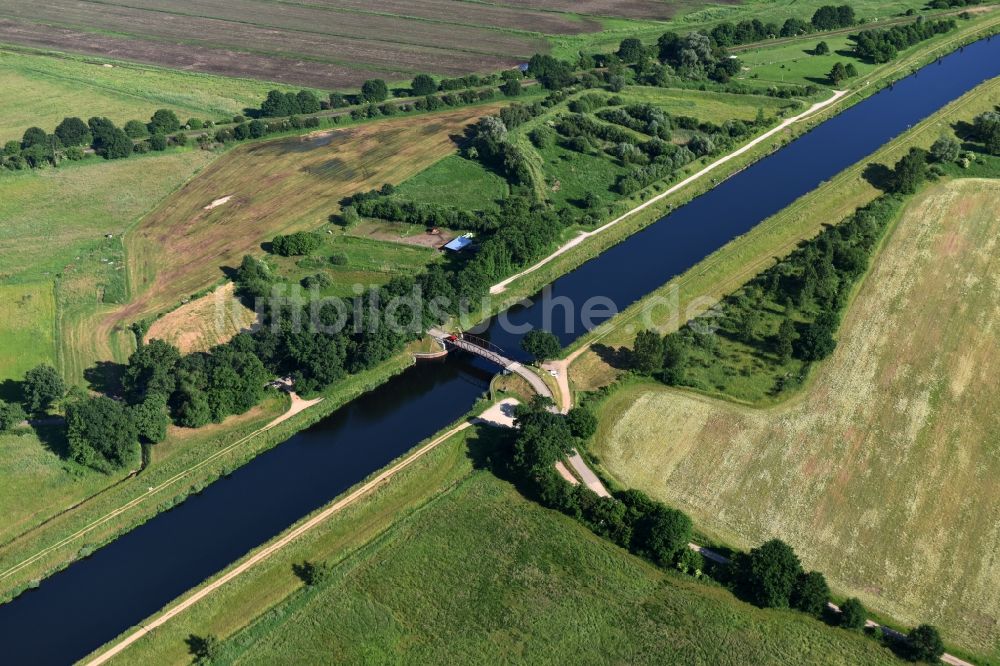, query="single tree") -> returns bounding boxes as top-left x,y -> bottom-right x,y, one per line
632,329 -> 665,374
906,624 -> 945,663
130,395 -> 169,444
500,77 -> 522,97
930,136 -> 961,163
296,90 -> 321,114
617,37 -> 646,63
828,61 -> 849,85
521,329 -> 562,363
124,338 -> 181,402
410,74 -> 437,96
66,396 -> 140,471
565,406 -> 597,439
661,335 -> 687,384
54,117 -> 91,147
20,126 -> 47,149
360,79 -> 389,103
775,318 -> 797,361
739,538 -> 803,608
973,111 -> 1000,155
814,41 -> 830,55
23,364 -> 65,413
149,134 -> 168,151
791,570 -> 830,617
148,108 -> 181,135
845,62 -> 859,78
636,504 -> 692,566
890,147 -> 929,194
123,120 -> 148,138
839,597 -> 867,629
